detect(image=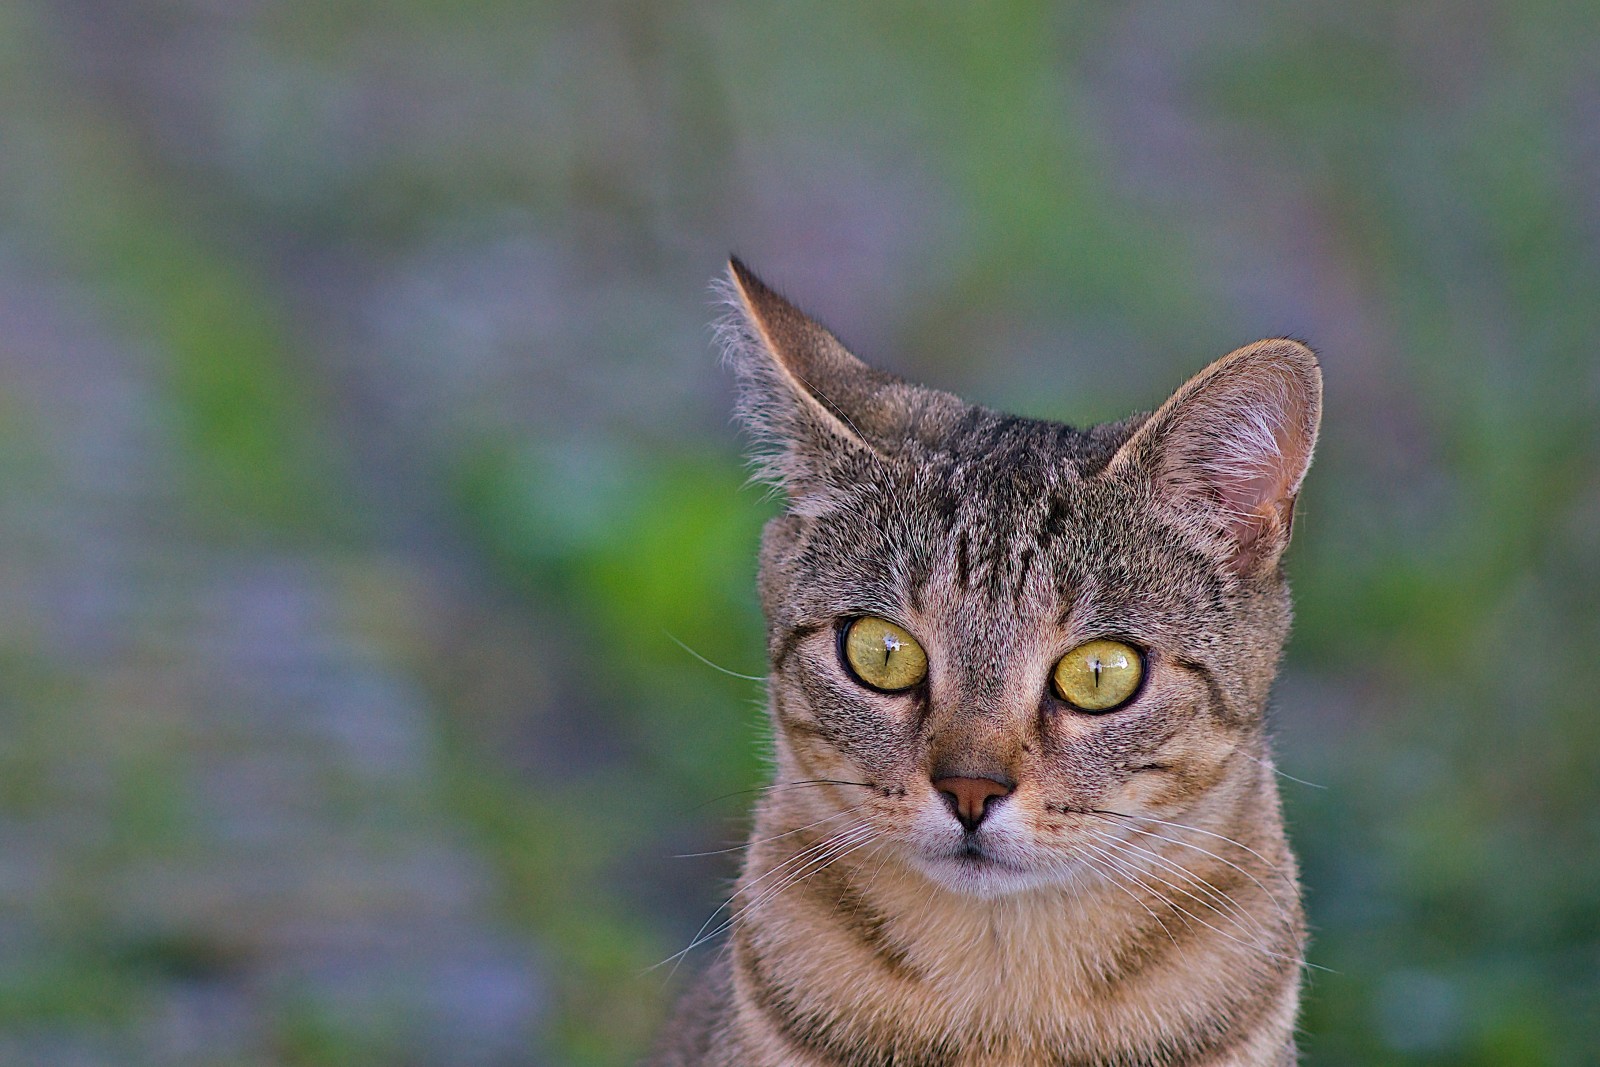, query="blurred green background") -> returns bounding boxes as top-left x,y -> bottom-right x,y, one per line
1,1 -> 1597,1064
